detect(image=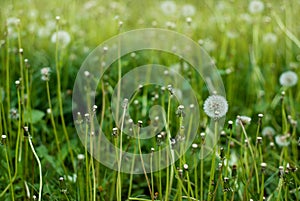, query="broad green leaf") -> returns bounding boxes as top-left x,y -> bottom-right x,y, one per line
24,109 -> 45,124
